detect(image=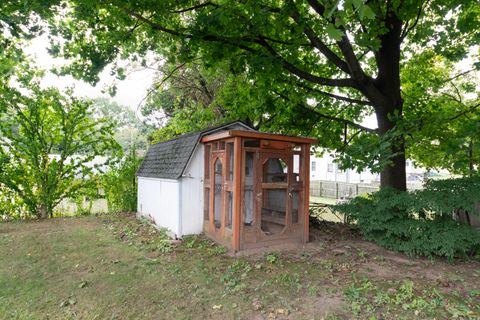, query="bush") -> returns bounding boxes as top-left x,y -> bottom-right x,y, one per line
102,147 -> 142,213
0,187 -> 29,220
334,177 -> 480,260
